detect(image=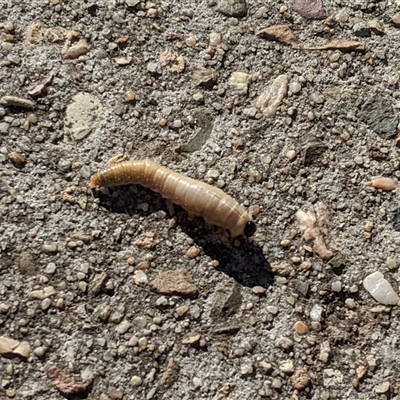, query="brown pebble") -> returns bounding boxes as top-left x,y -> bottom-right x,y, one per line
109,388 -> 124,399
127,257 -> 135,266
356,365 -> 367,380
137,261 -> 149,270
115,36 -> 129,45
8,152 -> 26,166
4,22 -> 15,32
176,305 -> 189,317
248,204 -> 260,217
150,268 -> 198,296
125,90 -> 136,102
233,139 -> 244,148
291,369 -> 310,390
252,286 -> 266,295
159,118 -> 168,127
182,333 -> 201,345
294,321 -> 309,335
286,296 -> 296,306
2,34 -> 14,42
365,177 -> 398,191
187,246 -> 200,258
